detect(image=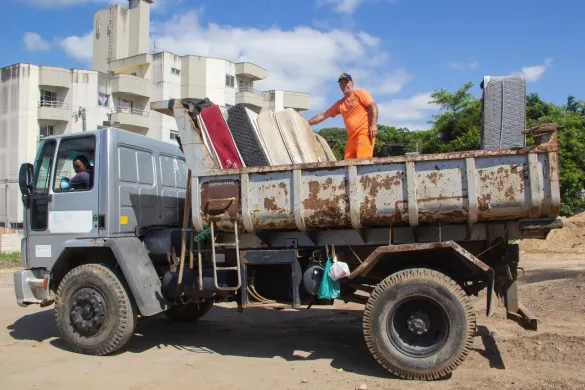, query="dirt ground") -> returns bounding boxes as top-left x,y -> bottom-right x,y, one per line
1,248 -> 585,389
